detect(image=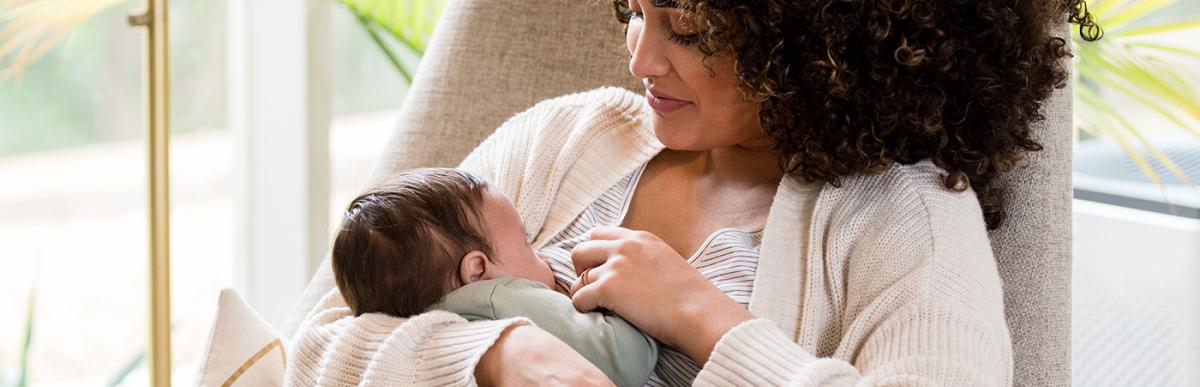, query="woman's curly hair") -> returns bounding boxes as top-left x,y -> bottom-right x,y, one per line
613,0 -> 1101,229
